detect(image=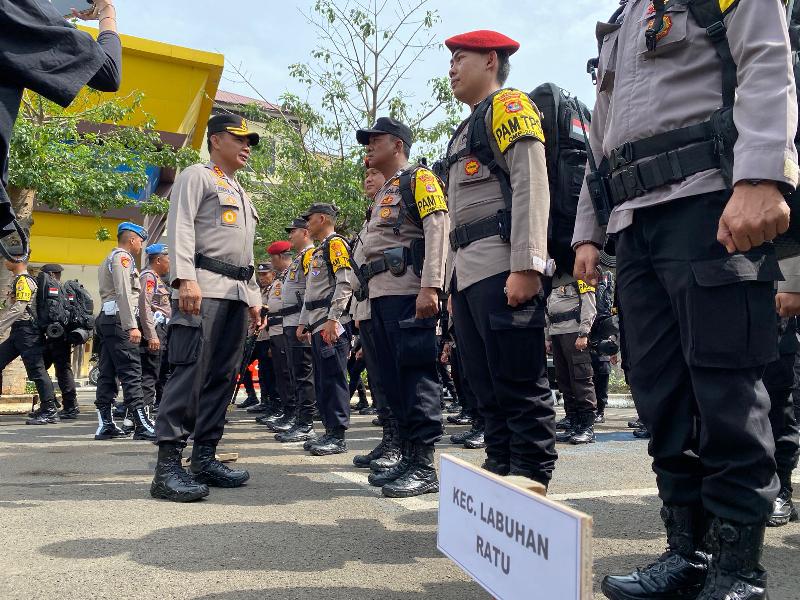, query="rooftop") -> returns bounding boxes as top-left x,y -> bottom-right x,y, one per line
215,90 -> 282,112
